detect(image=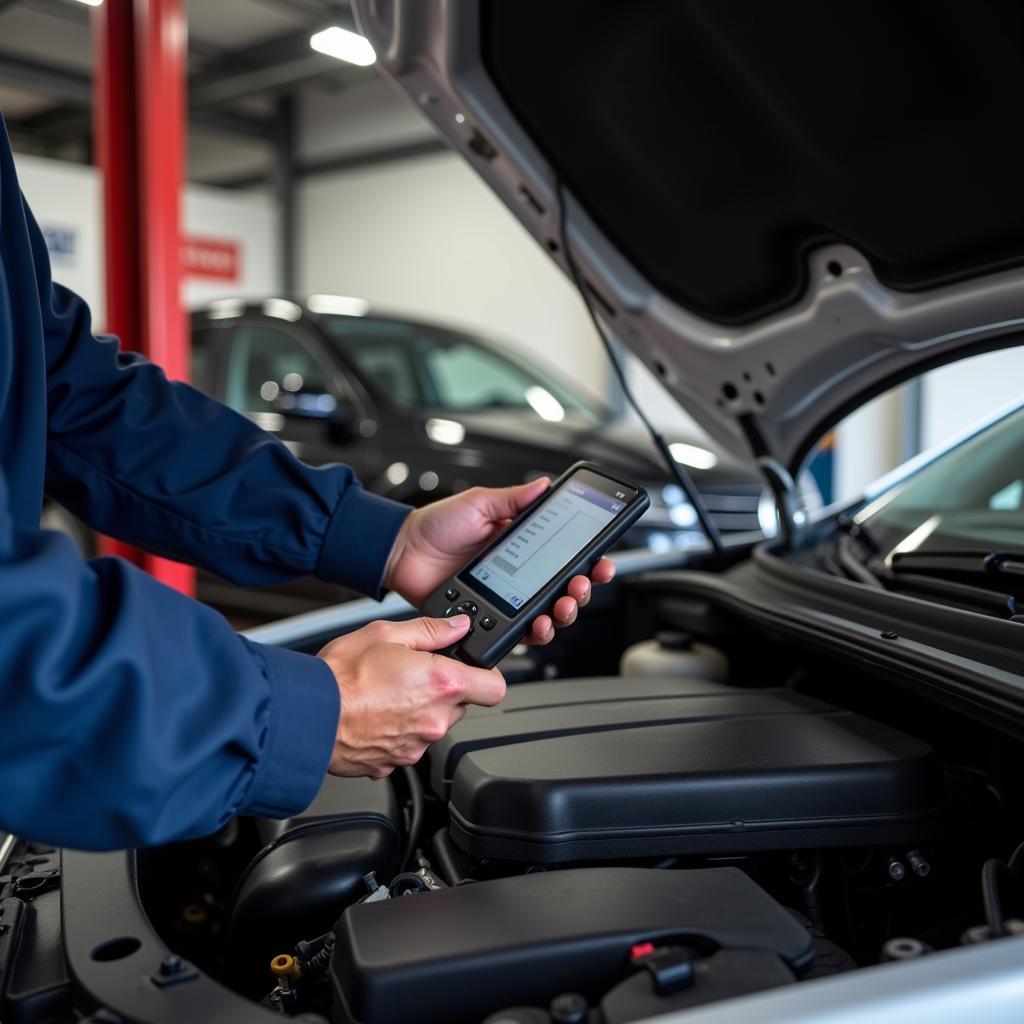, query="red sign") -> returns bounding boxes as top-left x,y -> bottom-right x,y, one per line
183,236 -> 241,282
